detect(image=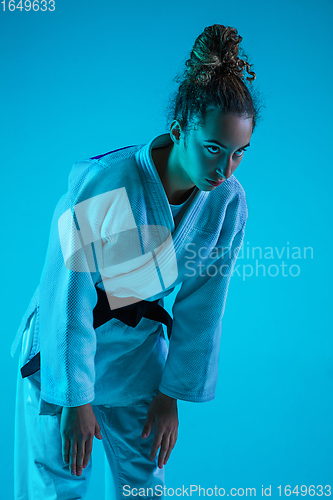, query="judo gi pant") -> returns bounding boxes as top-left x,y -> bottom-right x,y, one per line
14,363 -> 165,500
